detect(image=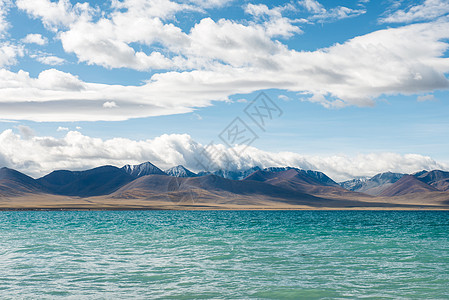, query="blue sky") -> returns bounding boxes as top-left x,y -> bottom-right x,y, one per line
0,0 -> 448,180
